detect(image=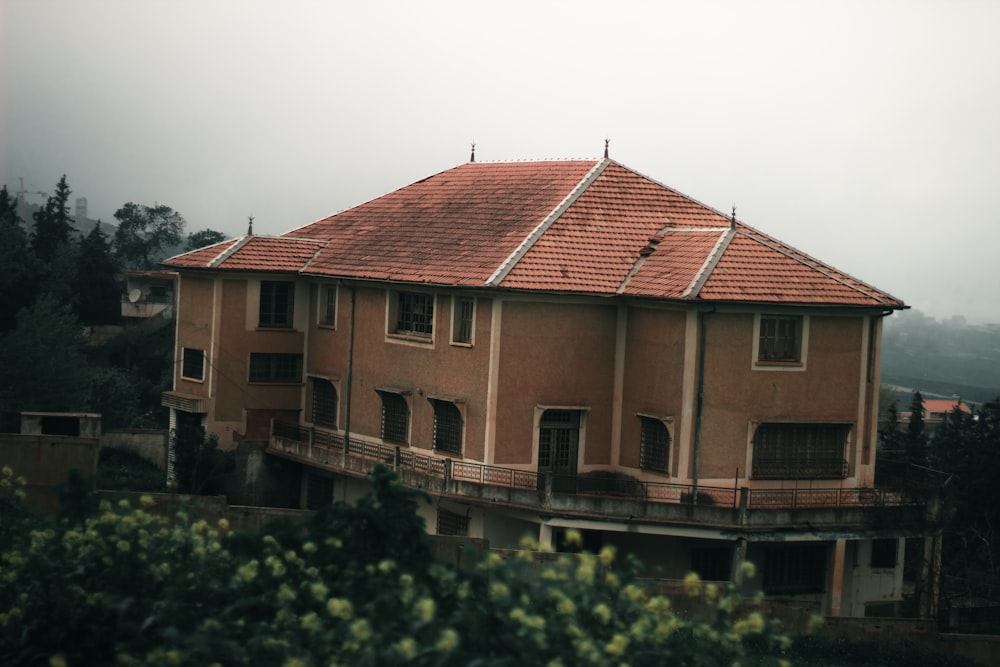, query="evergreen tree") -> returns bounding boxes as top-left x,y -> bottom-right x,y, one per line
76,223 -> 122,324
905,391 -> 928,468
30,175 -> 75,263
0,186 -> 38,332
113,202 -> 185,270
